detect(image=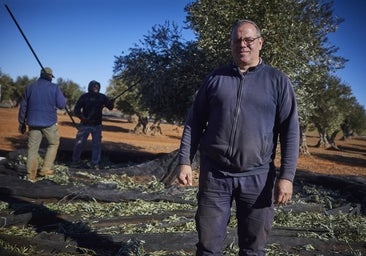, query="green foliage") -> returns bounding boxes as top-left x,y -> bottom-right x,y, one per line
309,75 -> 357,138
107,77 -> 144,116
14,75 -> 37,99
0,71 -> 36,105
274,211 -> 366,242
185,0 -> 240,66
111,21 -> 210,124
57,78 -> 83,110
0,71 -> 14,101
341,99 -> 366,136
186,0 -> 346,75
